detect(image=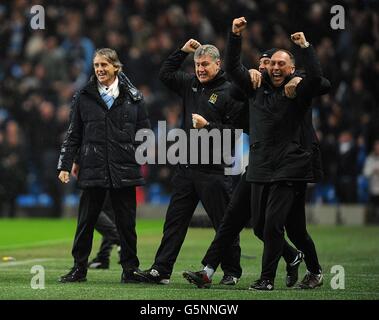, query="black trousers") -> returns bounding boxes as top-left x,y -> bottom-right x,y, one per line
72,187 -> 138,271
253,182 -> 321,281
93,193 -> 120,262
152,166 -> 241,277
202,172 -> 298,277
285,183 -> 321,275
